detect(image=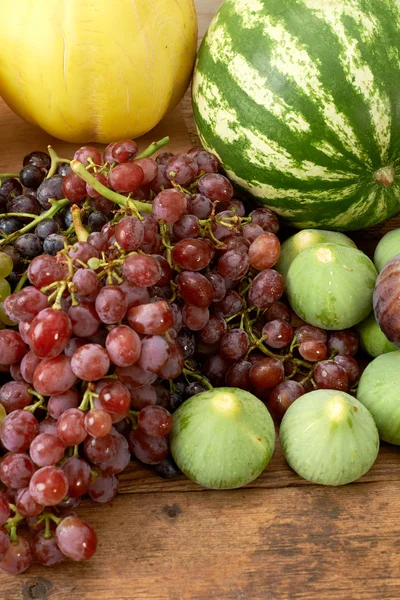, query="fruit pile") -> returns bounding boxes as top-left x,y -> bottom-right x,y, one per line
0,138 -> 372,574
